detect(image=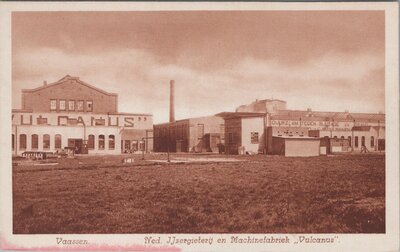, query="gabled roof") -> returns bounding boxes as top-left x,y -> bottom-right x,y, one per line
21,75 -> 118,96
